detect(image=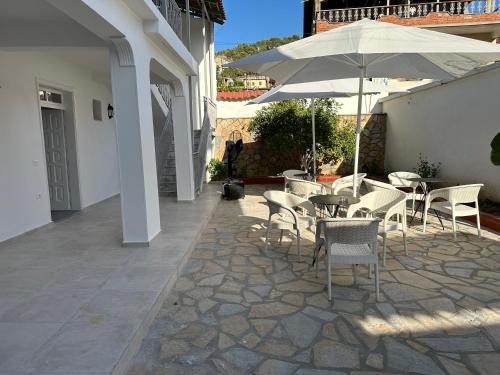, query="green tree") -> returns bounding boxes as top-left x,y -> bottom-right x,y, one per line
248,99 -> 355,173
